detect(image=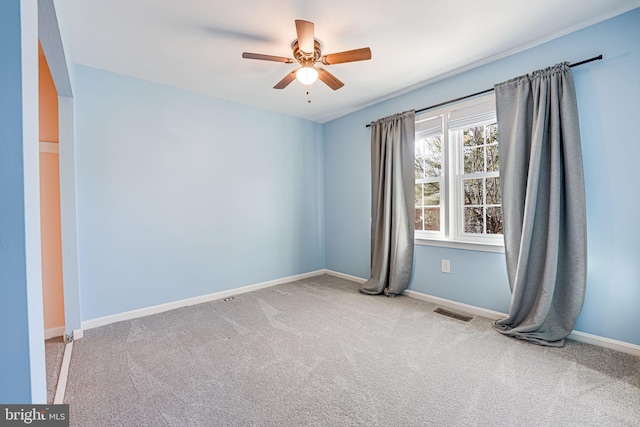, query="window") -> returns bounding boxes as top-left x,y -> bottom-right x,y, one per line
414,94 -> 503,250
